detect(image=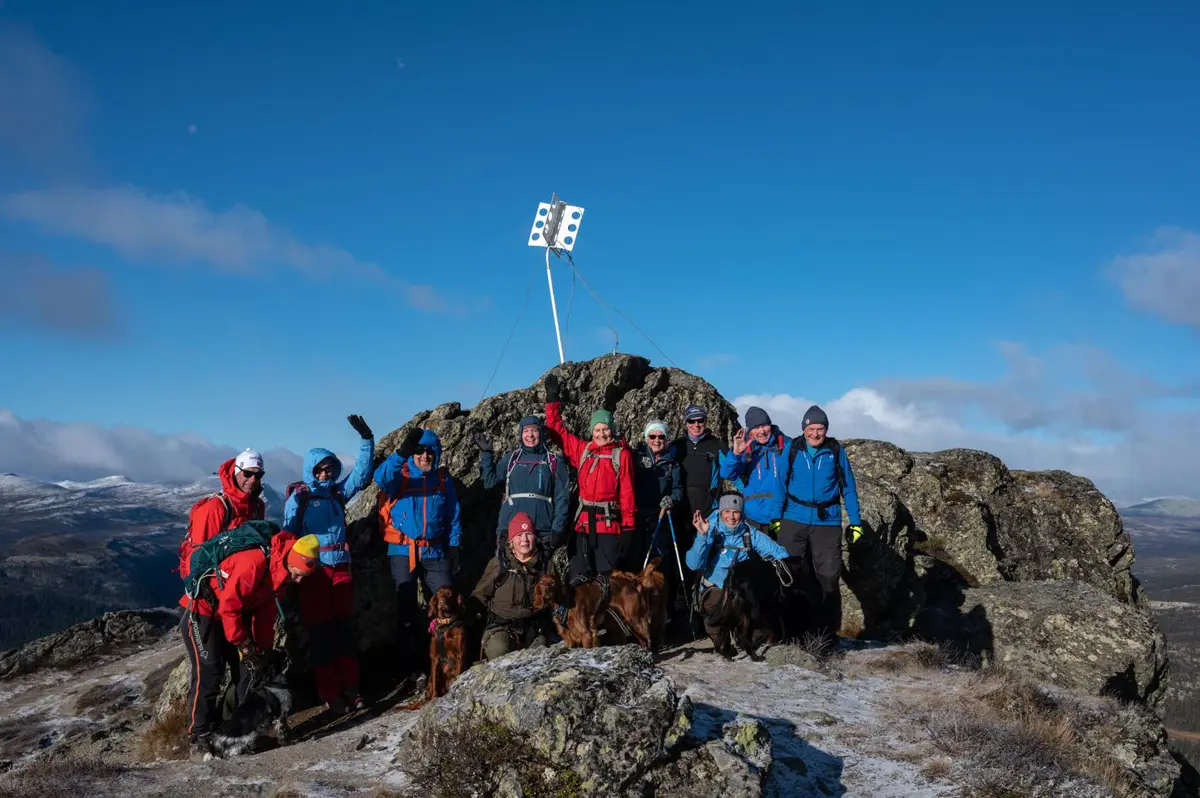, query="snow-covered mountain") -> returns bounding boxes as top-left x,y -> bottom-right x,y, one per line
0,473 -> 285,650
